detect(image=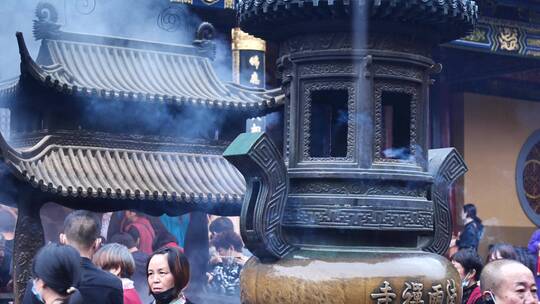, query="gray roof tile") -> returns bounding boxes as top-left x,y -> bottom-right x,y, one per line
16,32 -> 282,110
